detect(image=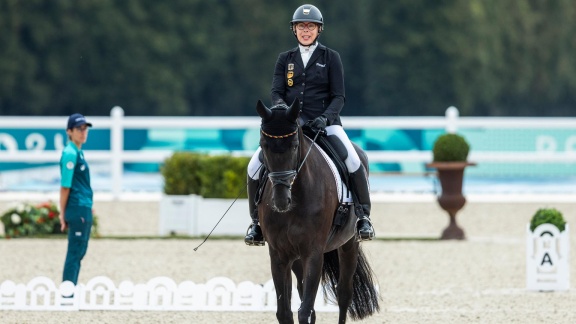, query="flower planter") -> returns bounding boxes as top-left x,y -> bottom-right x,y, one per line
426,162 -> 476,240
526,223 -> 570,291
158,194 -> 200,236
159,195 -> 248,236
